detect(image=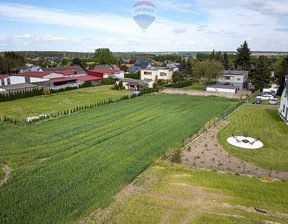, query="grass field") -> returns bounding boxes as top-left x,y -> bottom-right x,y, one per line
183,82 -> 206,90
218,105 -> 288,171
0,94 -> 238,224
0,85 -> 128,120
86,161 -> 288,224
